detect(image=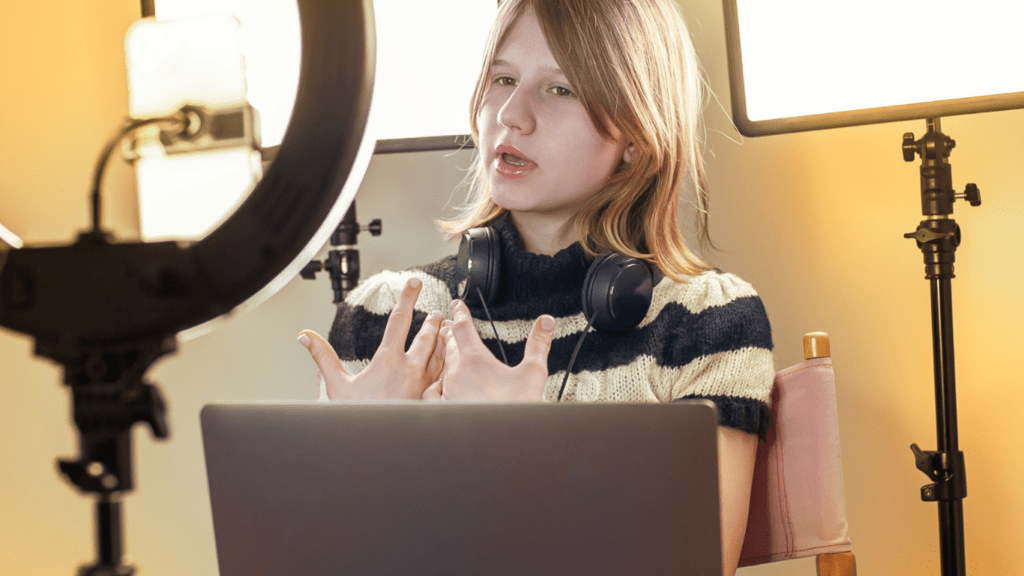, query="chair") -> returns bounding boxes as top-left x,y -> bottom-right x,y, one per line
738,332 -> 857,576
